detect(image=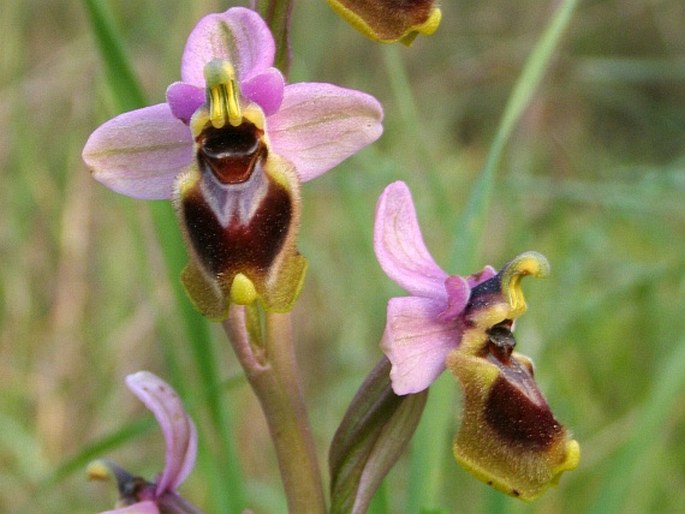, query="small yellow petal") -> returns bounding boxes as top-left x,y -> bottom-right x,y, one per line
86,460 -> 113,482
230,273 -> 258,305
